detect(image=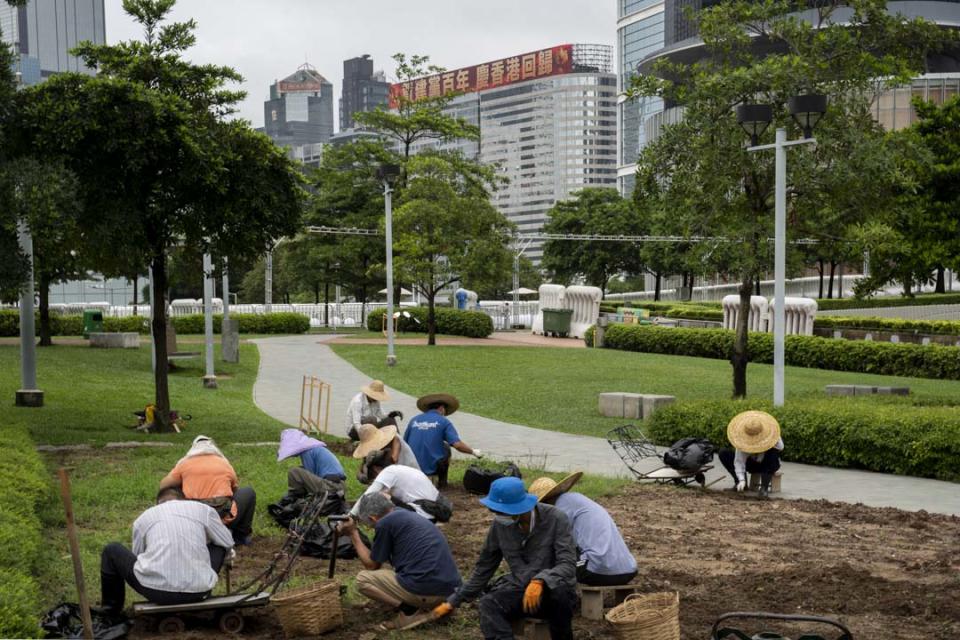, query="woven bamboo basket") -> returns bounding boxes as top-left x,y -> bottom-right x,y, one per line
604,591 -> 680,640
271,581 -> 343,637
